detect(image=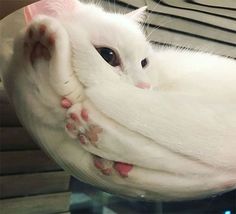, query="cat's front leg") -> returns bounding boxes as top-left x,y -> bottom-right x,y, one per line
23,15 -> 83,103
